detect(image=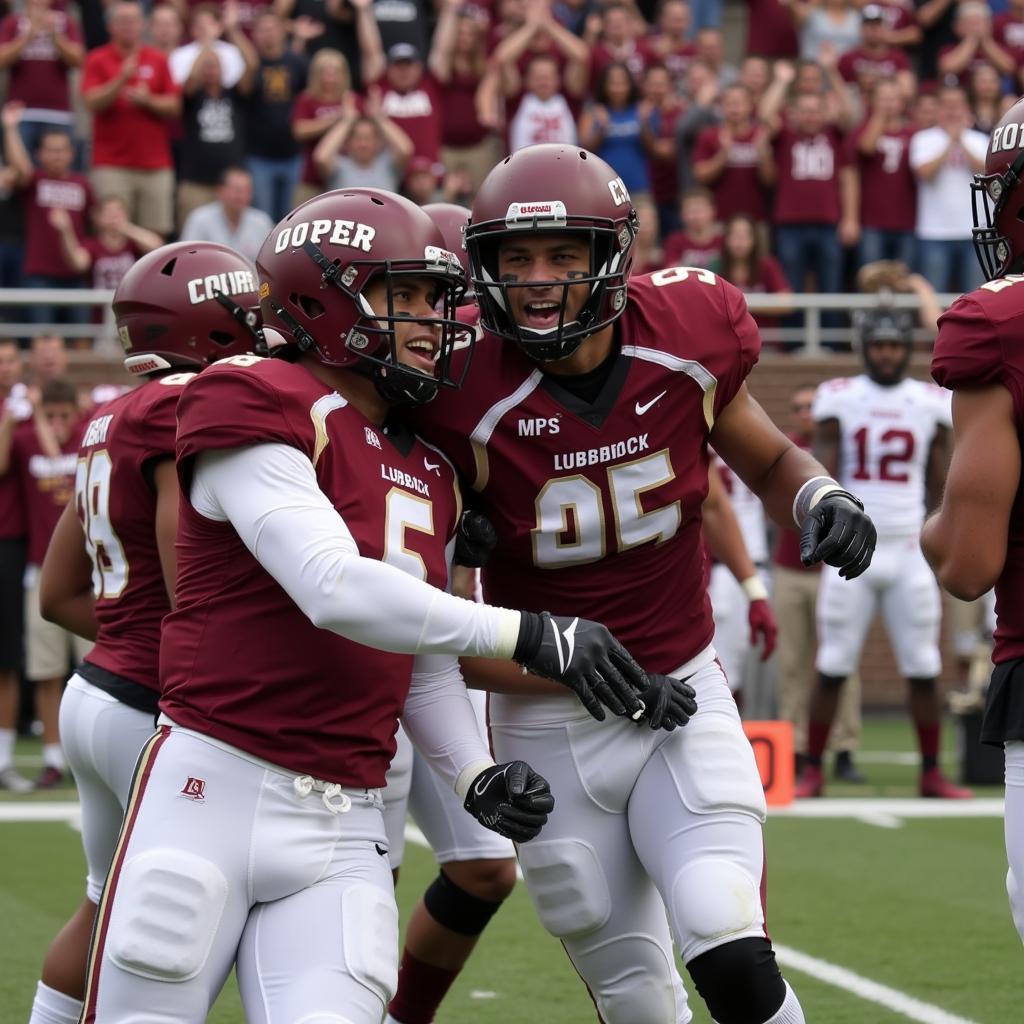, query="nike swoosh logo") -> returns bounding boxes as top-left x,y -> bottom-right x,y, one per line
549,616 -> 578,674
374,843 -> 388,856
635,391 -> 667,416
473,765 -> 505,798
424,459 -> 441,474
